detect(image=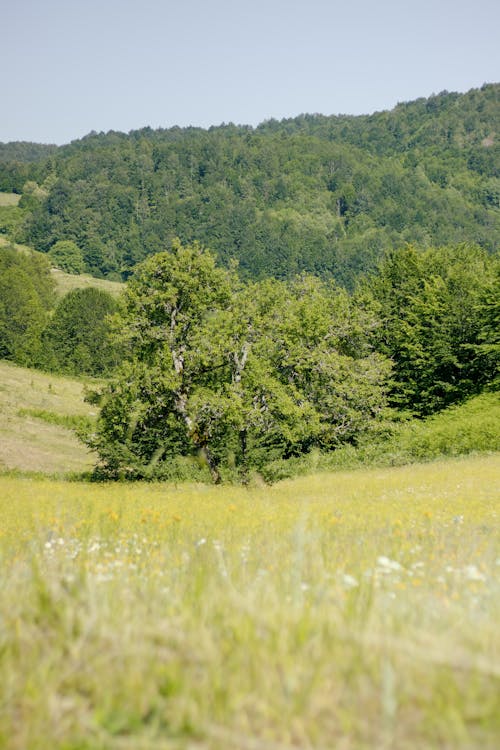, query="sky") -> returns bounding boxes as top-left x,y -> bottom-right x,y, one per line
3,0 -> 499,145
